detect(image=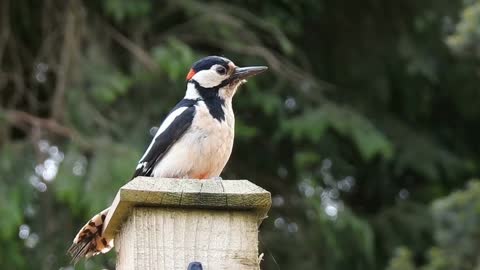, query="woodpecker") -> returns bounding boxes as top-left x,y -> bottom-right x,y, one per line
67,56 -> 267,263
